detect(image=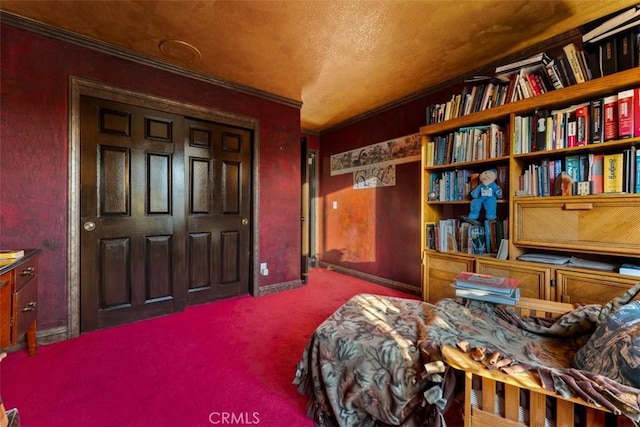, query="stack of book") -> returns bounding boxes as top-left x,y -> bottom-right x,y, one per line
452,271 -> 520,305
582,5 -> 640,76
